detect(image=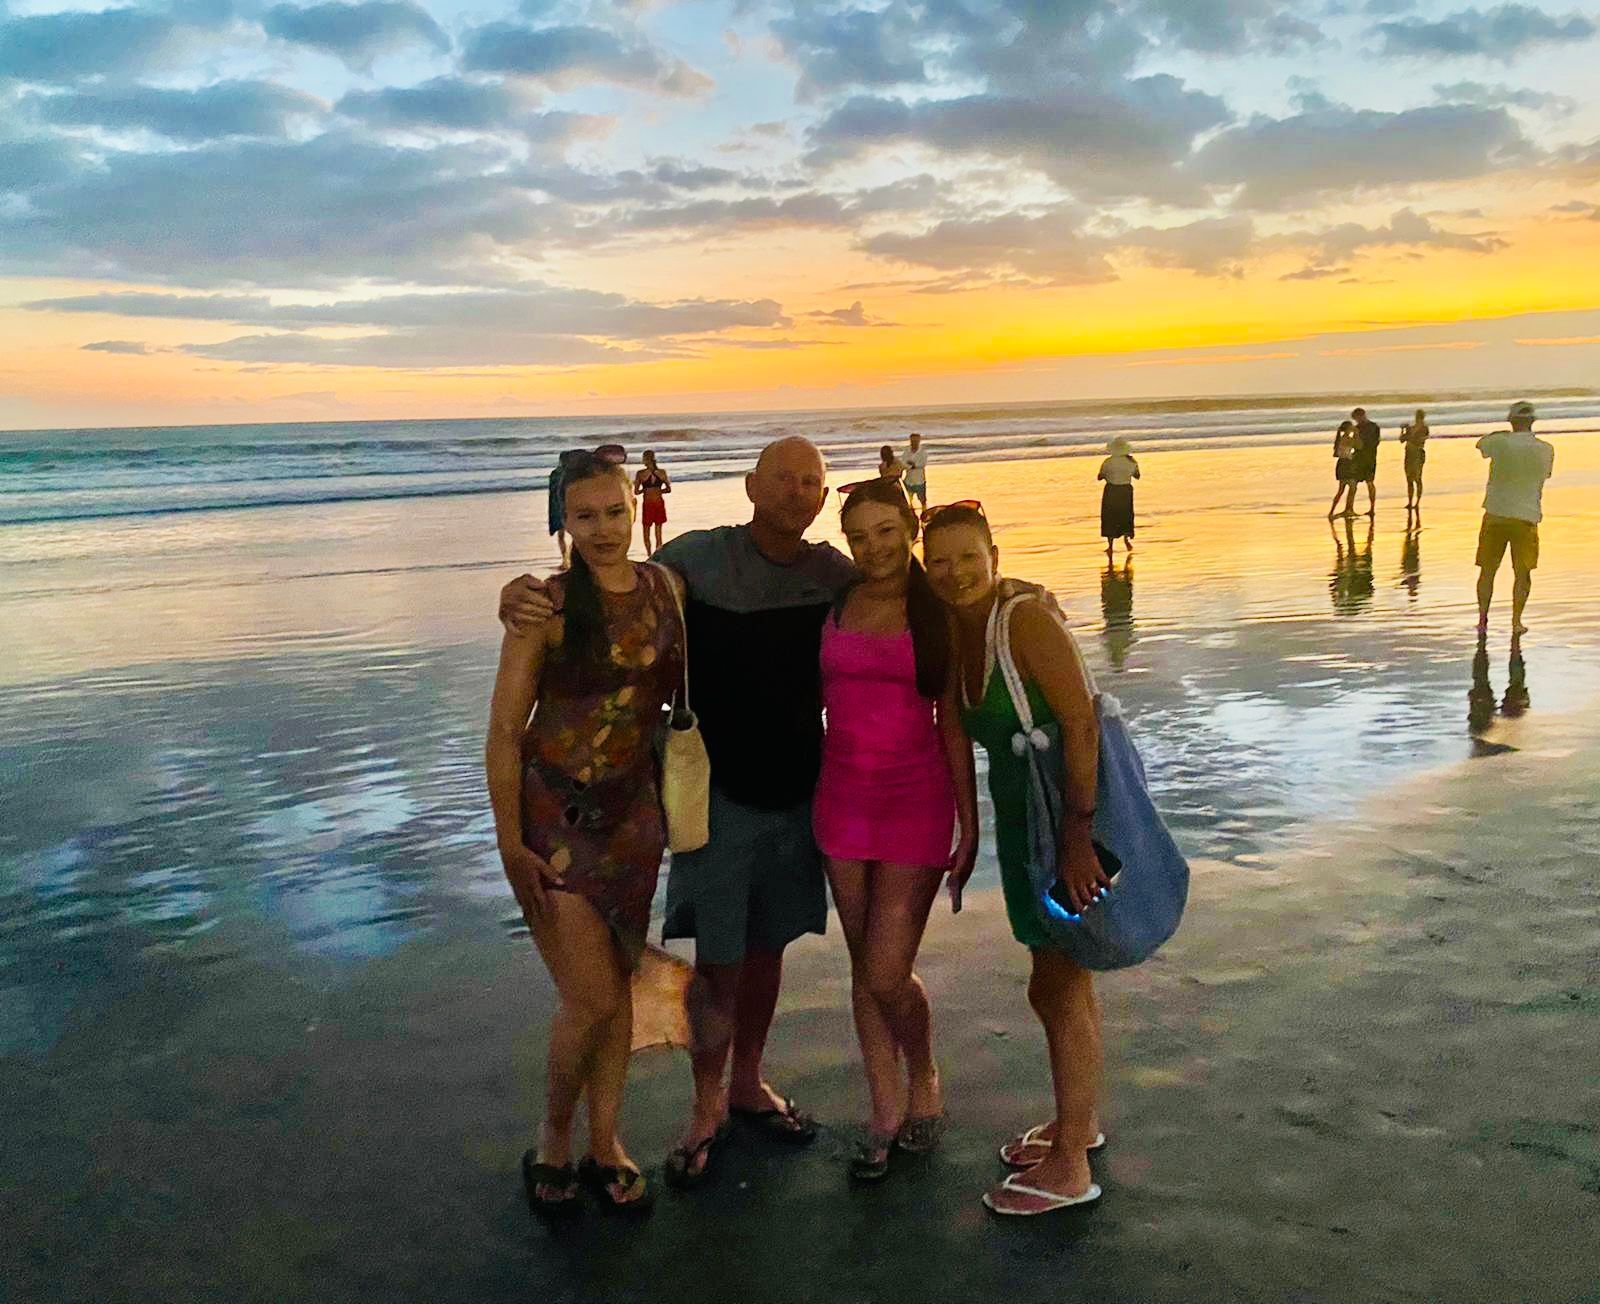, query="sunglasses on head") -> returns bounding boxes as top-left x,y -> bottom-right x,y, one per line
919,499 -> 985,526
